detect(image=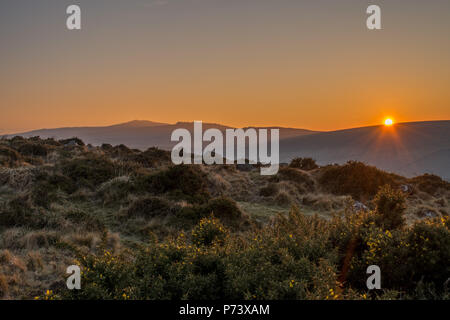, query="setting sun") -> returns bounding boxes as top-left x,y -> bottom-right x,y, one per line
384,118 -> 394,126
